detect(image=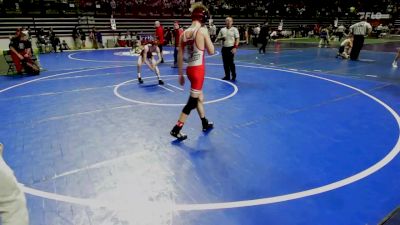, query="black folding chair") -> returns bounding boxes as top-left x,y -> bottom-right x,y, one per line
3,50 -> 16,74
